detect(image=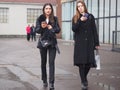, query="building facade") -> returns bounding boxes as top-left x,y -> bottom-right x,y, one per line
61,0 -> 120,44
0,0 -> 57,37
